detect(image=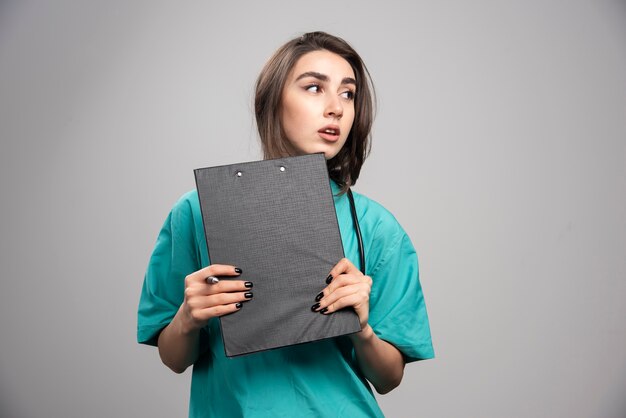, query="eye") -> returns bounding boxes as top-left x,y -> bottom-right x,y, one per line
305,84 -> 321,93
340,90 -> 355,100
